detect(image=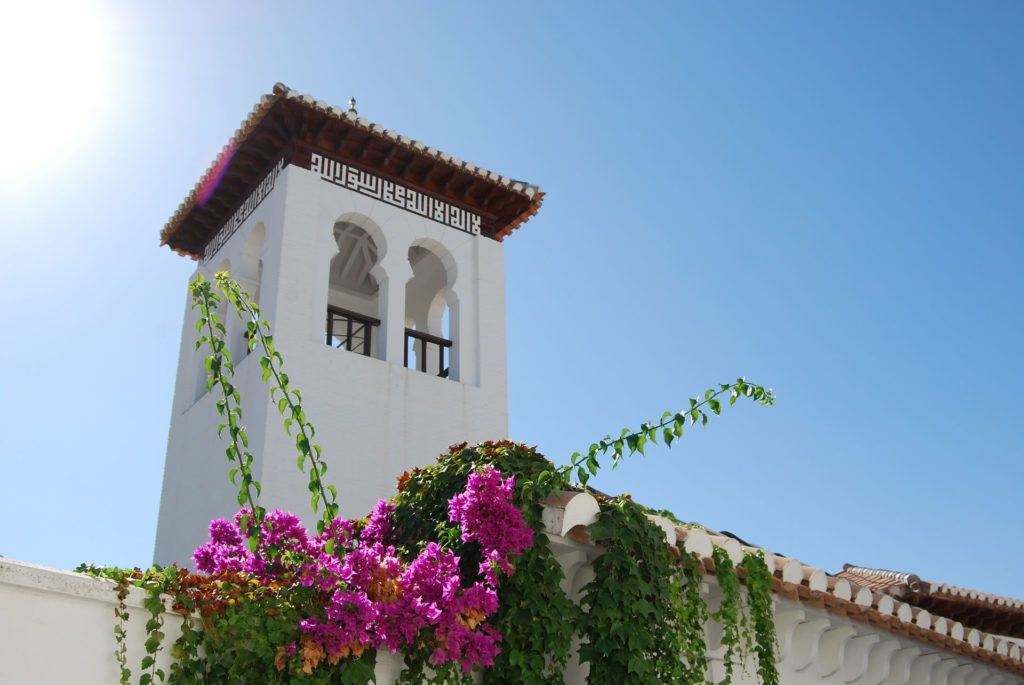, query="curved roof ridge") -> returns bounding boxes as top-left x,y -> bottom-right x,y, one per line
839,563 -> 924,592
